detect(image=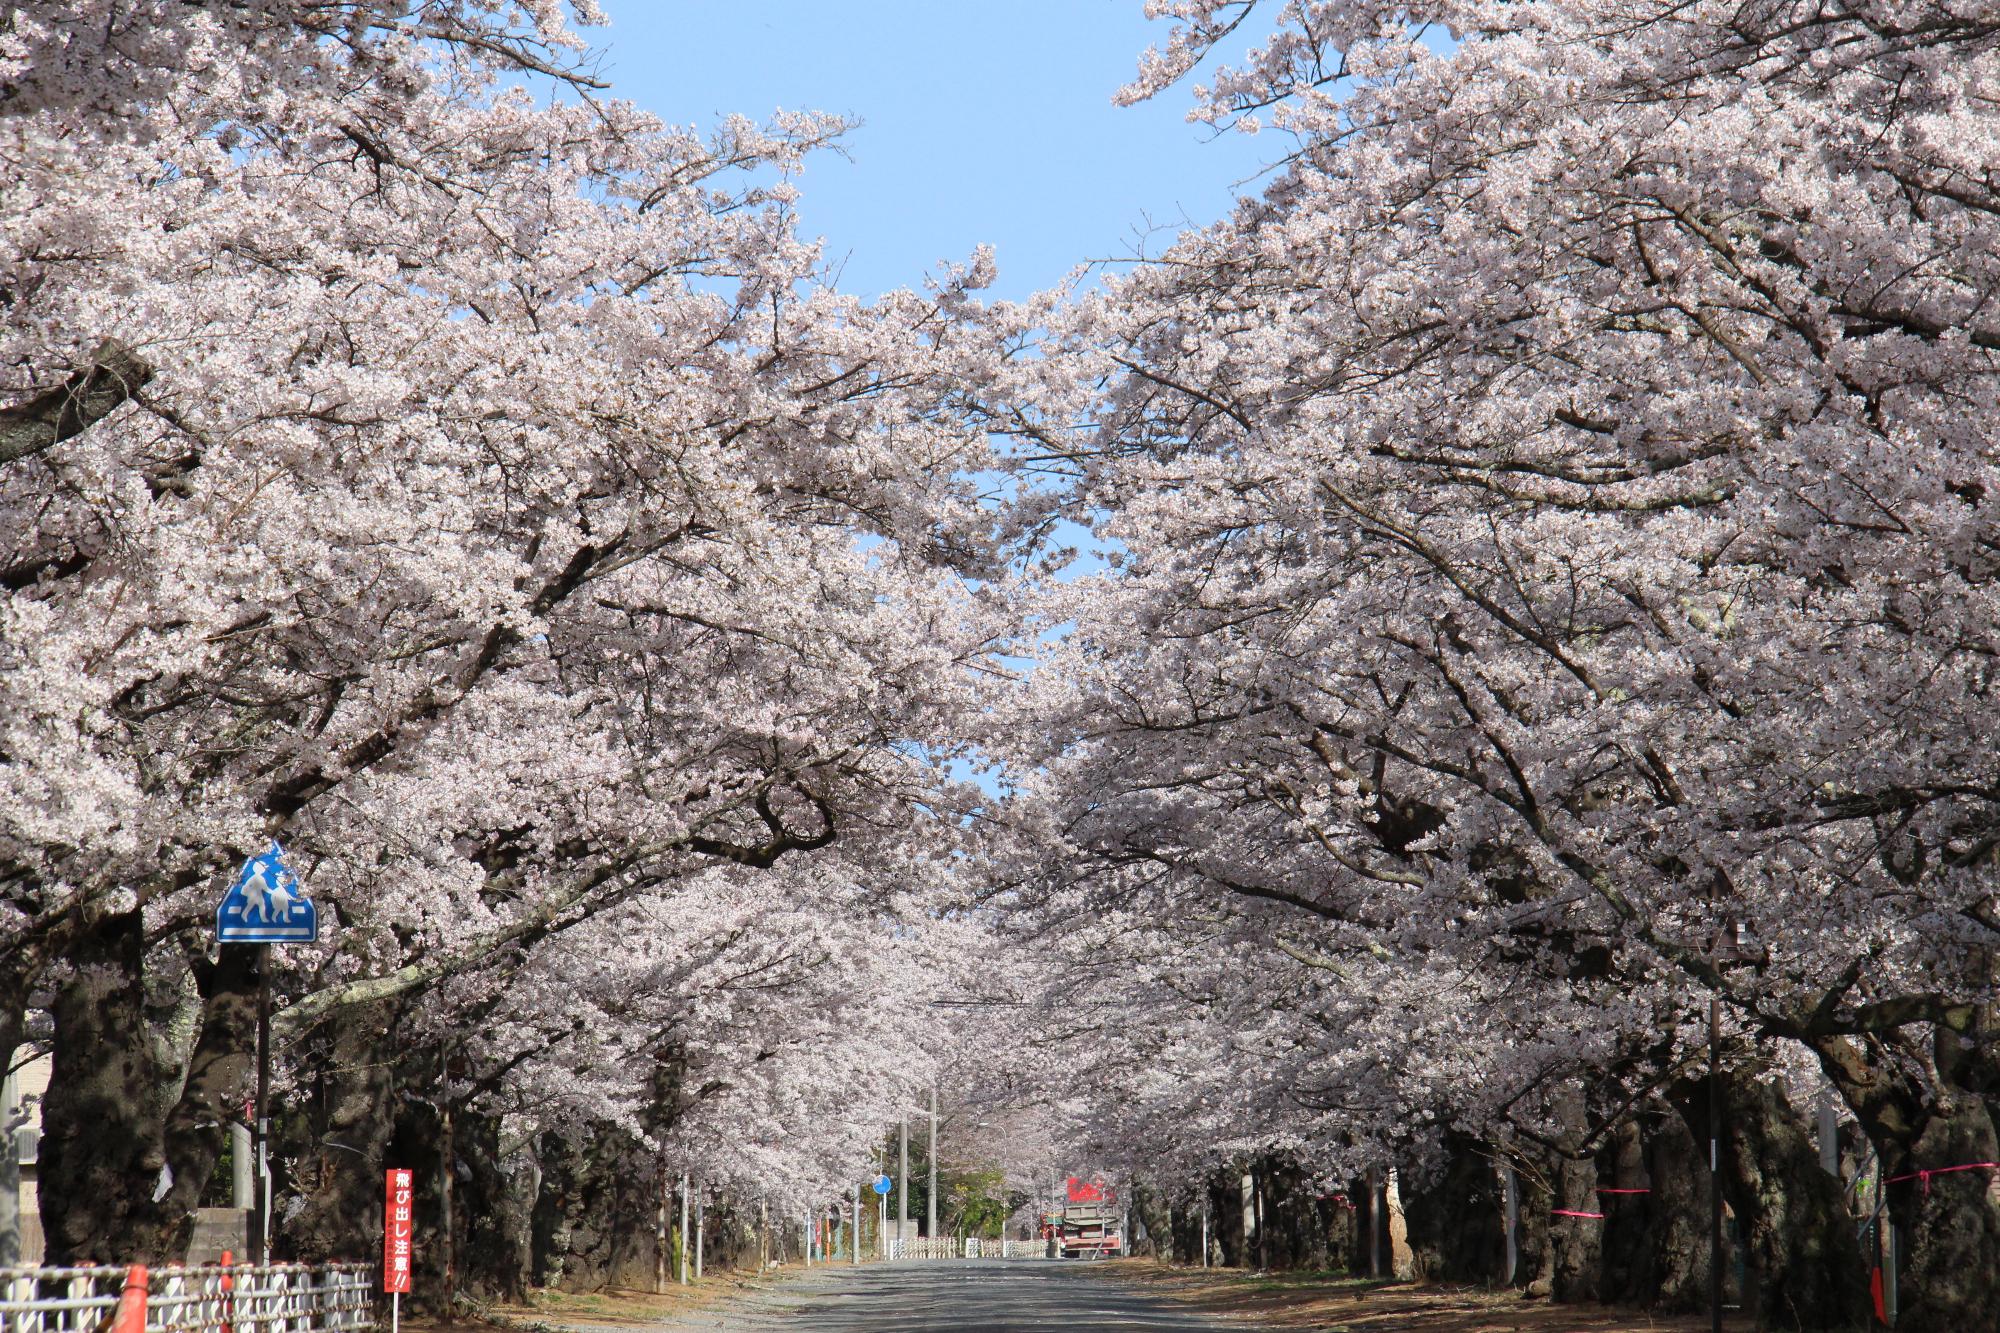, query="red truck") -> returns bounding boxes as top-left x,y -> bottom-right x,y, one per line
1051,1177 -> 1123,1258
